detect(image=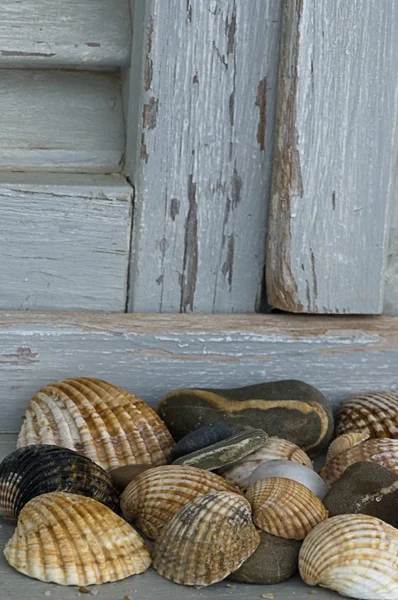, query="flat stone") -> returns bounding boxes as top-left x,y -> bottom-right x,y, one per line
229,531 -> 301,584
173,429 -> 268,471
157,380 -> 334,457
169,421 -> 244,462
